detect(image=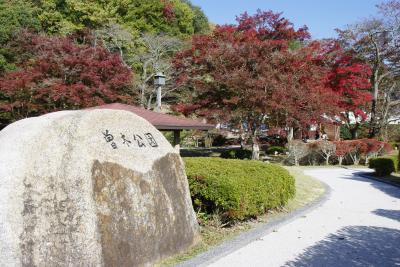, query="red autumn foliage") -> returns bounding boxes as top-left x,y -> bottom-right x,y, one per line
360,138 -> 384,155
349,139 -> 369,154
173,10 -> 371,136
0,32 -> 134,125
333,139 -> 391,165
270,41 -> 340,129
236,9 -> 310,41
323,42 -> 372,120
333,140 -> 365,164
335,139 -> 392,157
334,140 -> 354,157
381,142 -> 393,155
173,10 -> 328,159
359,138 -> 392,155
